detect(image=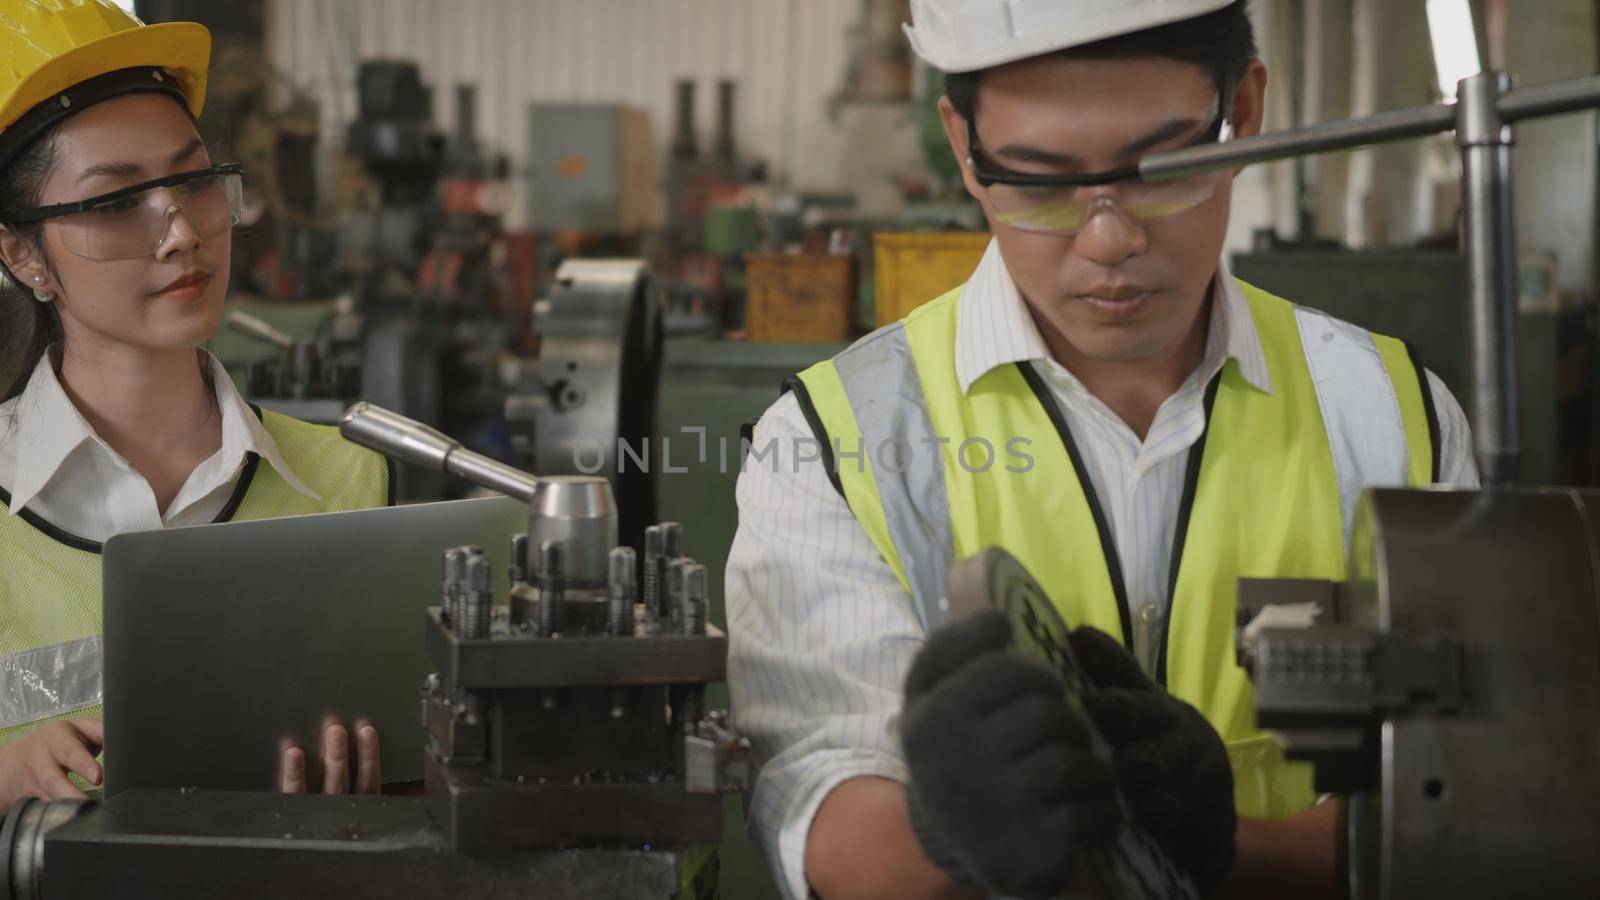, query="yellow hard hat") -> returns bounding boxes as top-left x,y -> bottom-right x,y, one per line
0,1 -> 209,162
